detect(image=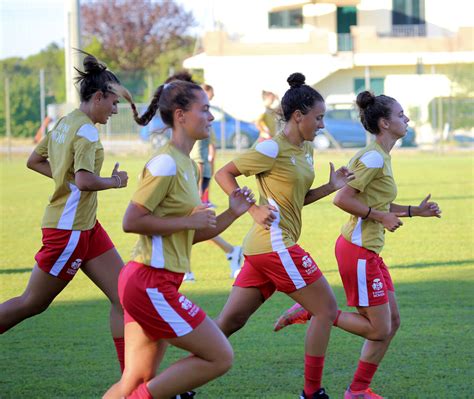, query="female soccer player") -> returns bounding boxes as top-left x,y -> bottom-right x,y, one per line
214,73 -> 354,399
274,91 -> 441,398
0,52 -> 129,372
104,79 -> 254,398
